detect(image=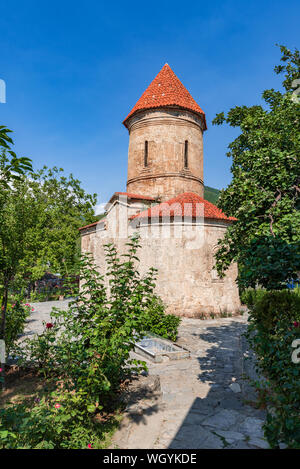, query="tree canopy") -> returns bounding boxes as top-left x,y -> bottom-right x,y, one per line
0,165 -> 97,291
0,140 -> 97,341
213,45 -> 300,290
0,126 -> 32,187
